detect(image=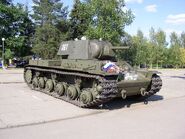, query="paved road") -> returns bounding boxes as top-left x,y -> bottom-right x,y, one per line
0,69 -> 185,139
0,69 -> 103,129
